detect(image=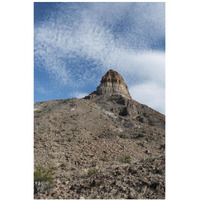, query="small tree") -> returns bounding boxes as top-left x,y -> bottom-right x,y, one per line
34,164 -> 57,194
